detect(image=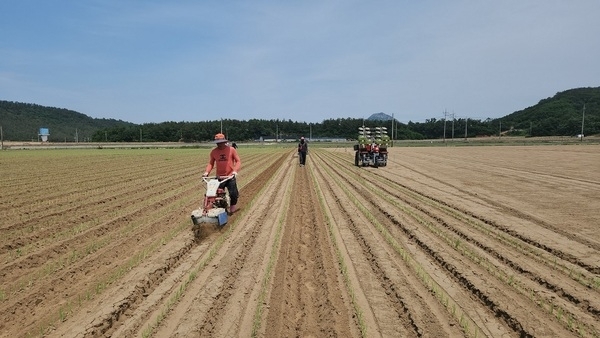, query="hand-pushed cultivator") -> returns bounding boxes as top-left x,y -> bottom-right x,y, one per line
190,175 -> 234,238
